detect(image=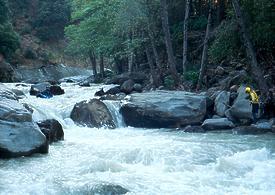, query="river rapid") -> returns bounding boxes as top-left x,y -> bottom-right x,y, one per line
1,83 -> 275,195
